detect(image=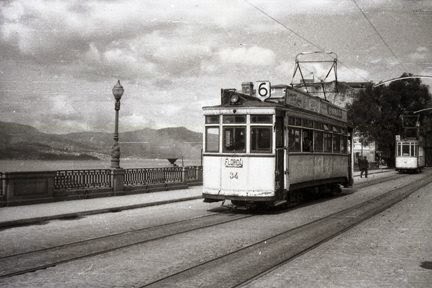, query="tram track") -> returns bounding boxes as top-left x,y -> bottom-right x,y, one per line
0,213 -> 252,278
138,172 -> 432,288
0,171 -> 410,279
